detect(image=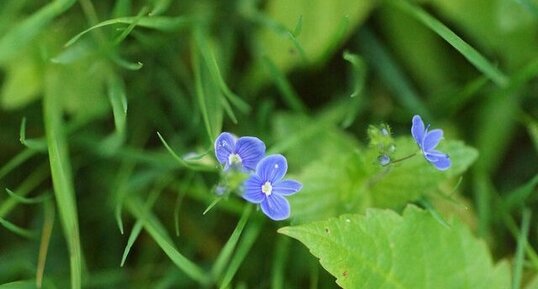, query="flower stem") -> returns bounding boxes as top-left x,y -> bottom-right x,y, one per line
390,151 -> 418,164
